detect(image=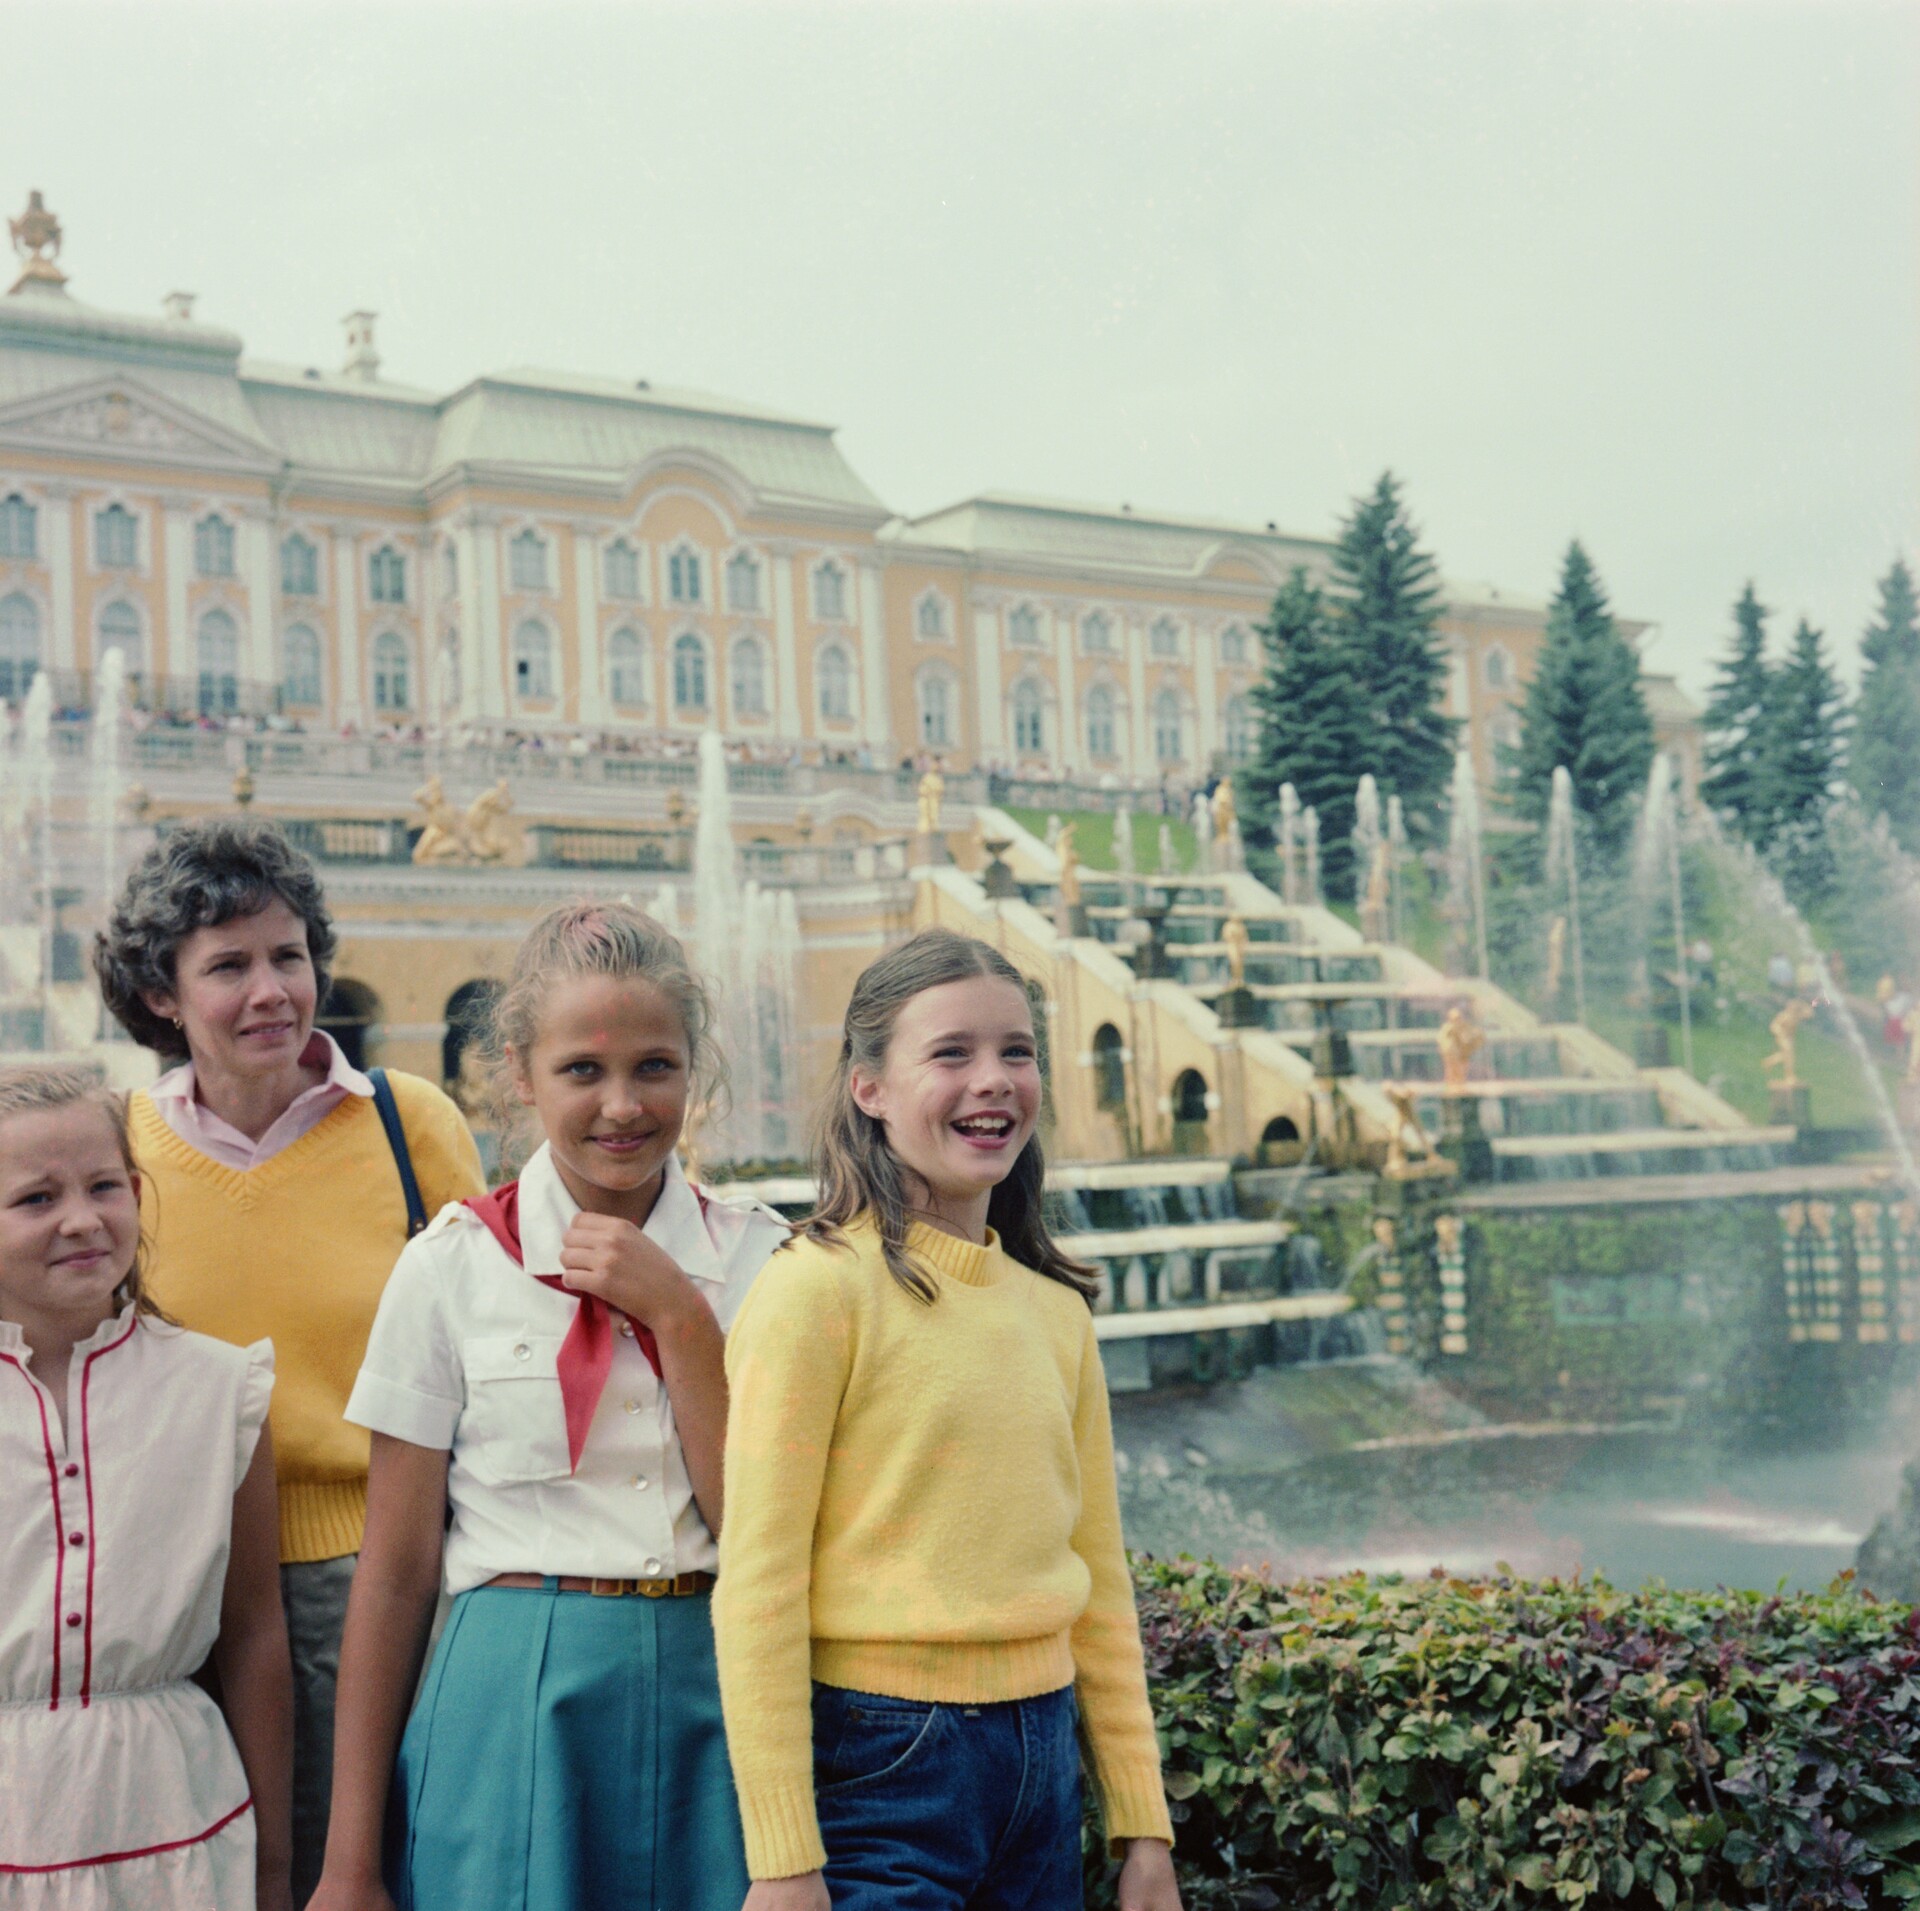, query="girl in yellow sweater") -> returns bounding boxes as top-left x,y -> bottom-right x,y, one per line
714,928 -> 1180,1911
